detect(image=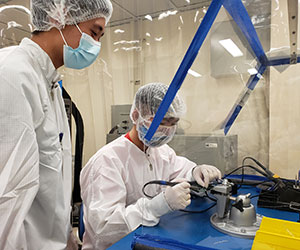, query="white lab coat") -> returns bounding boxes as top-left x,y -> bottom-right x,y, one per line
0,38 -> 72,250
80,135 -> 196,250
